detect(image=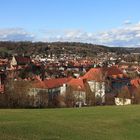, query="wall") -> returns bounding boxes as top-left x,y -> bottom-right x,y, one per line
115,97 -> 131,105
88,81 -> 105,103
